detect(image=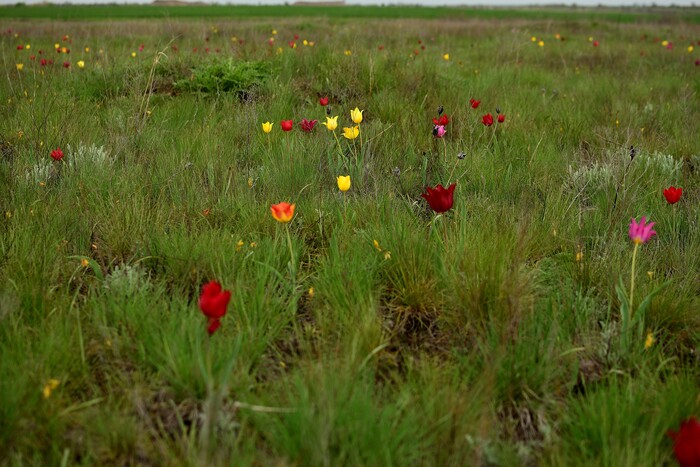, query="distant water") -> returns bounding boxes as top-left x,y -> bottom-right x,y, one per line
1,0 -> 697,6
